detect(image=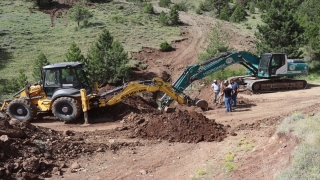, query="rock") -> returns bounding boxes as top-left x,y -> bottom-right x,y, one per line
9,119 -> 21,126
96,147 -> 104,152
70,162 -> 81,170
52,167 -> 60,175
21,122 -> 37,131
22,157 -> 40,173
22,172 -> 40,180
140,169 -> 148,175
63,130 -> 74,136
0,135 -> 9,142
0,129 -> 24,138
59,162 -> 66,169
